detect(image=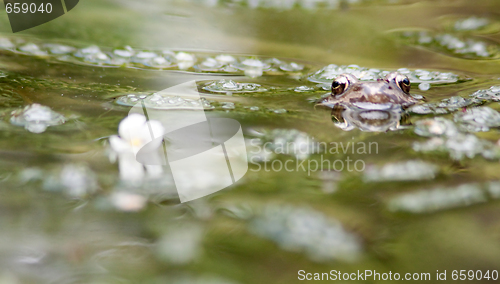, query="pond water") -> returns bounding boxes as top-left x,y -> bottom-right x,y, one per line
1,0 -> 500,283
